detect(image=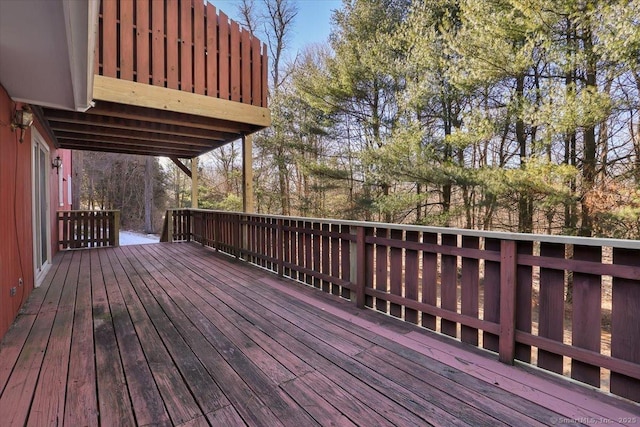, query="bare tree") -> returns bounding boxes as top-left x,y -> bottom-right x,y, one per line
264,0 -> 298,91
237,0 -> 258,34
